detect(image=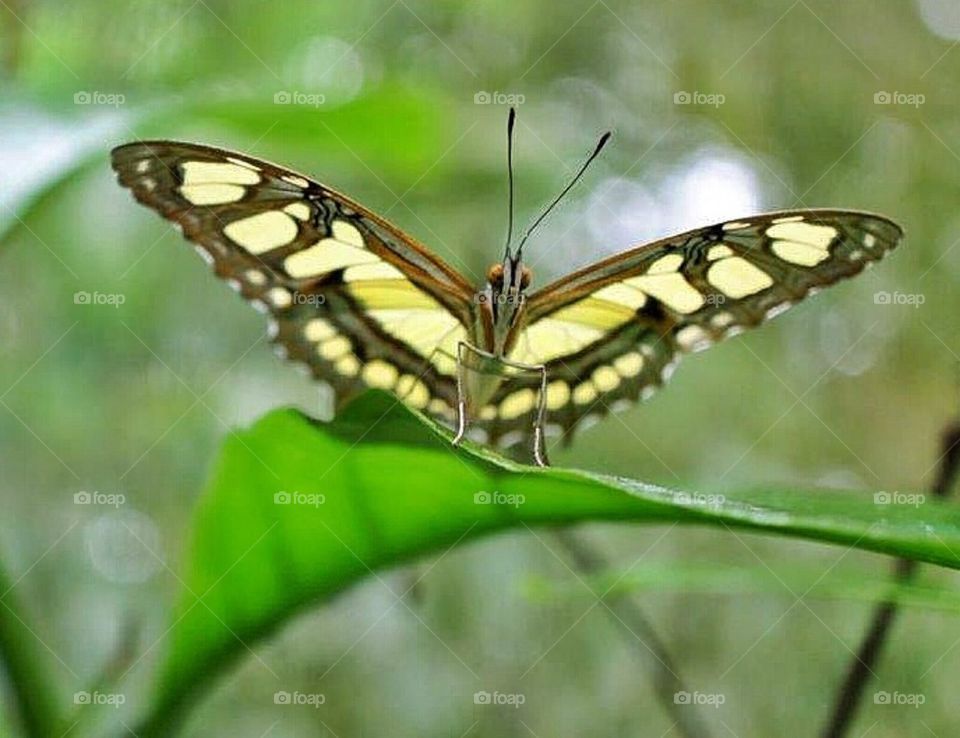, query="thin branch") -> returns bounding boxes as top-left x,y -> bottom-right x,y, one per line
553,529 -> 711,738
821,417 -> 960,738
